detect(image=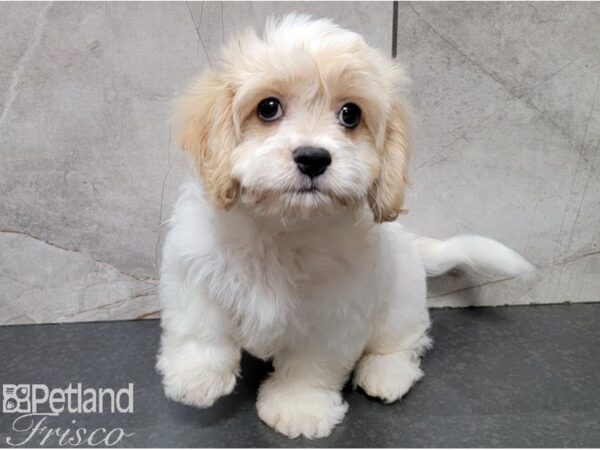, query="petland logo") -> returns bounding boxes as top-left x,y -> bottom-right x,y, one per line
2,383 -> 134,446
